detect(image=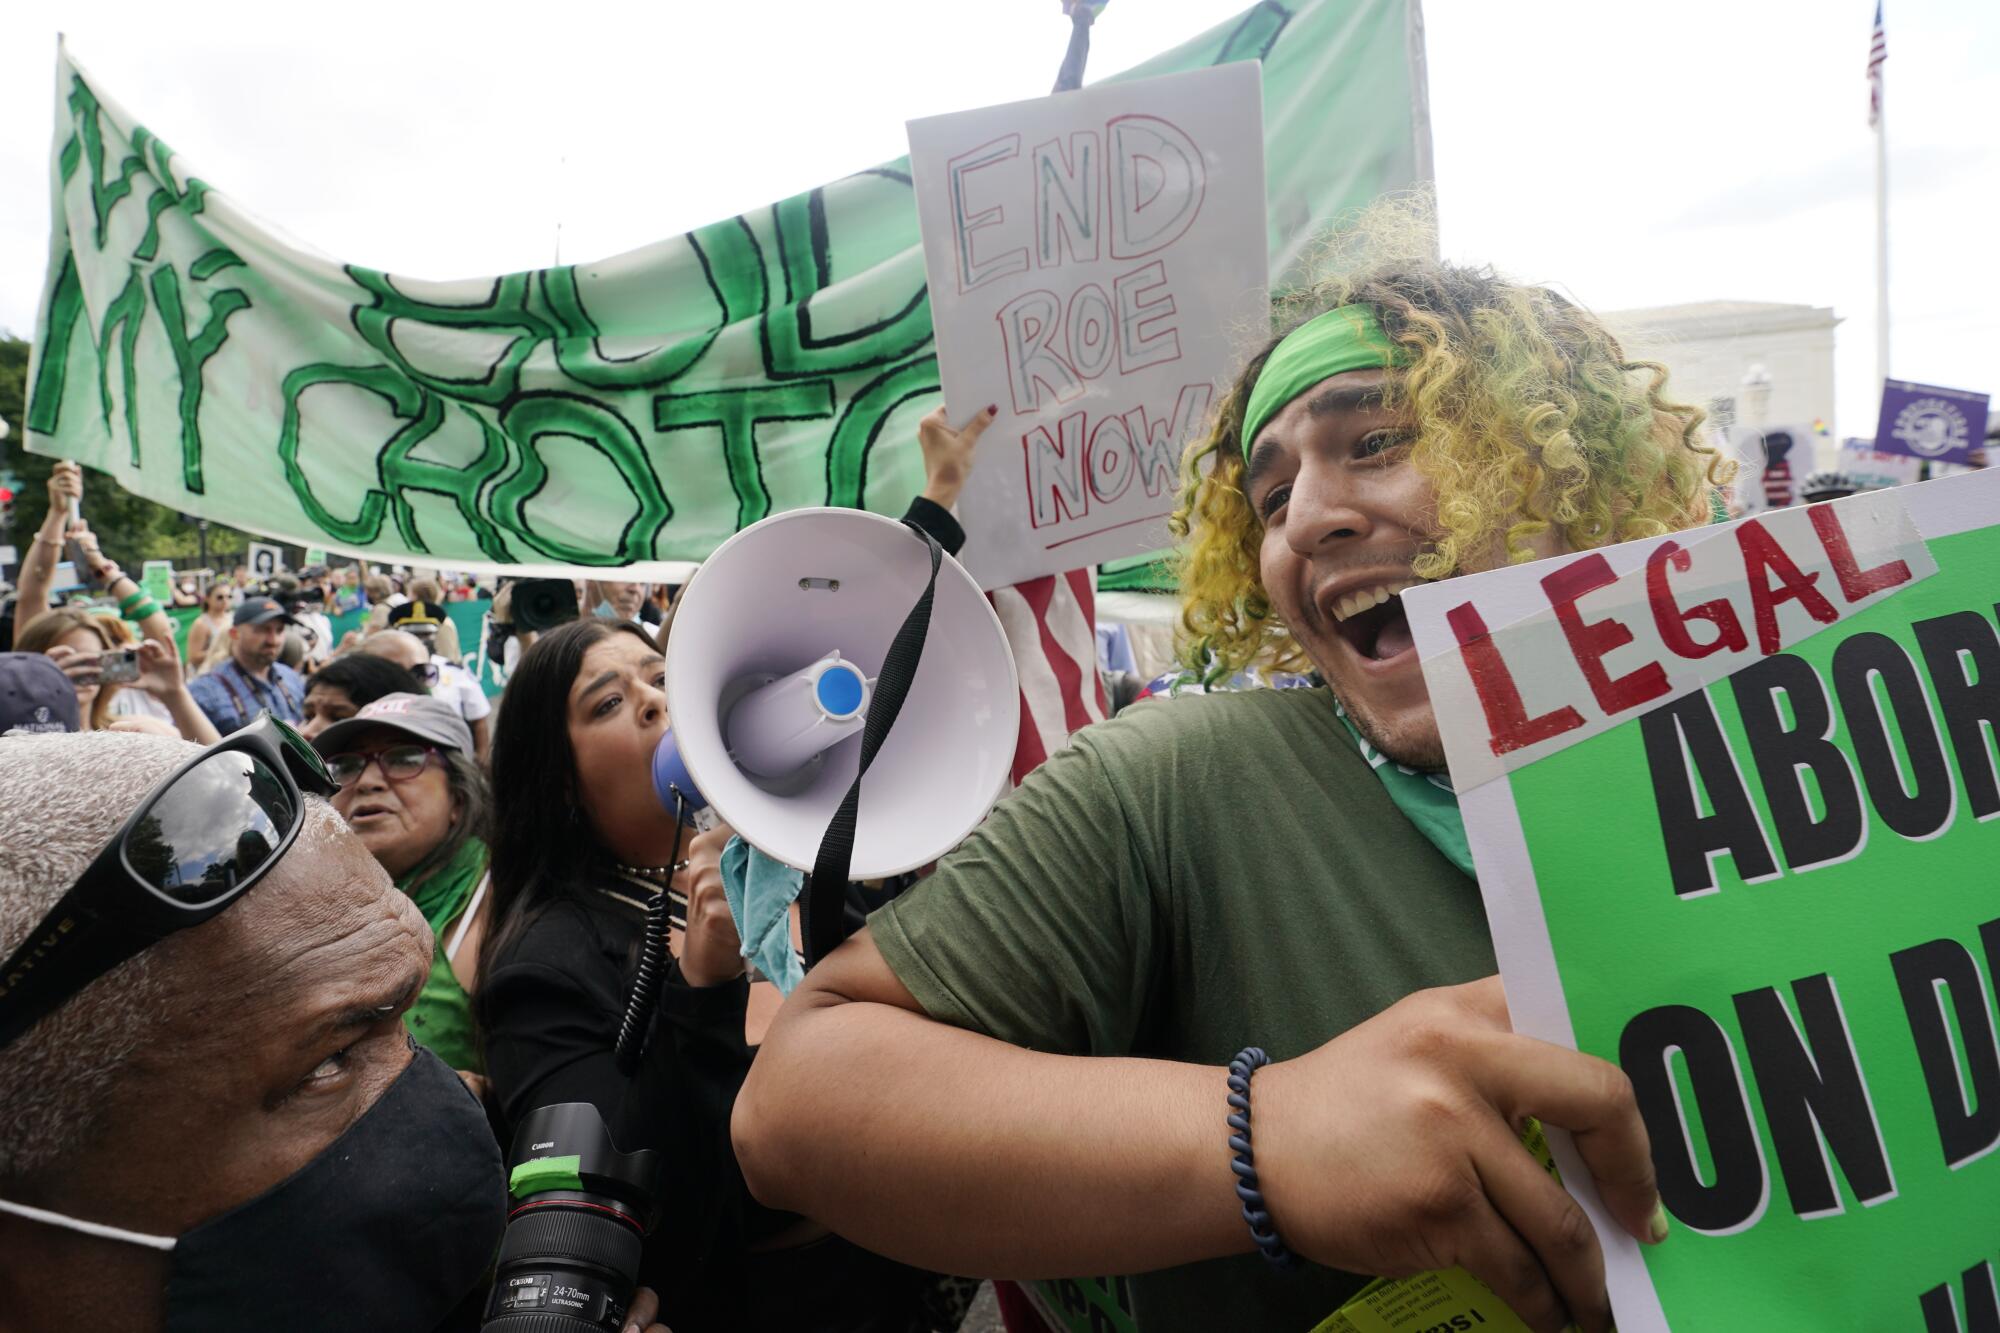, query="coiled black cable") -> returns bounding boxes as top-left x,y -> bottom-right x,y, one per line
614,793 -> 689,1075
